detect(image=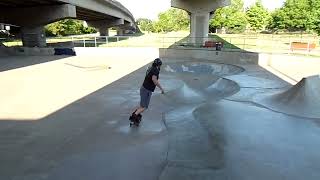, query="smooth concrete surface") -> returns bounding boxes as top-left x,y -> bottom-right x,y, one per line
1,49 -> 320,180
0,47 -> 159,120
259,53 -> 320,82
256,75 -> 320,119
